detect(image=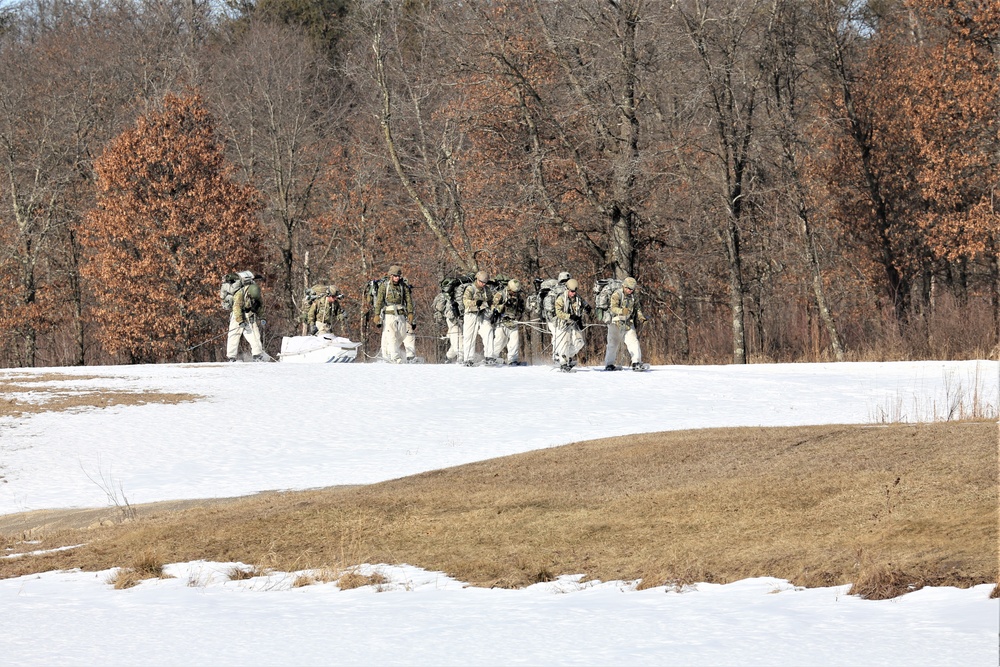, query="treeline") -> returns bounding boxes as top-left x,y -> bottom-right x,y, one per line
0,0 -> 997,367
